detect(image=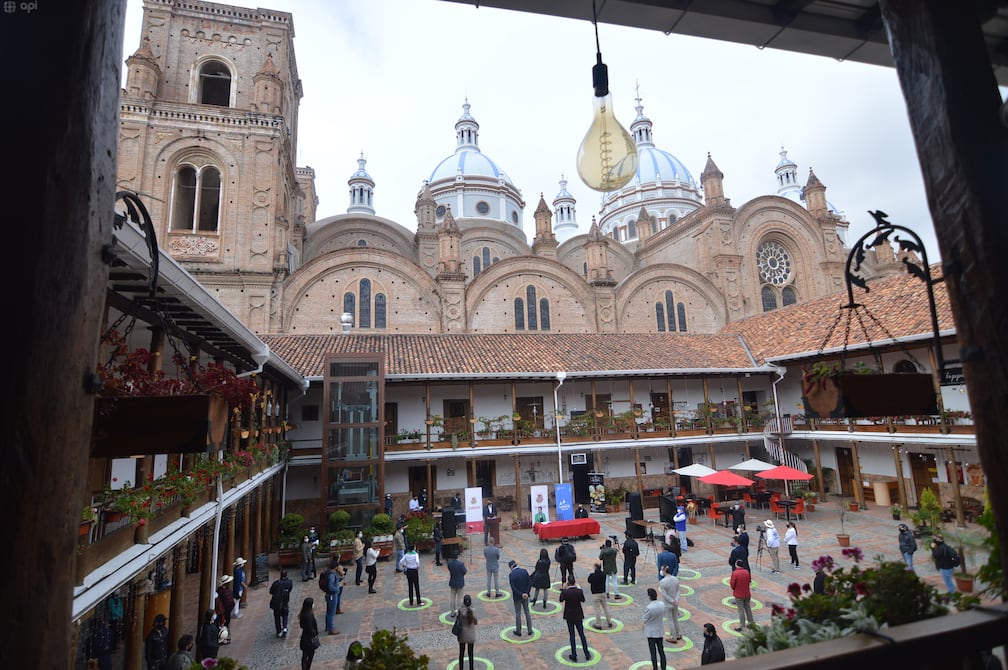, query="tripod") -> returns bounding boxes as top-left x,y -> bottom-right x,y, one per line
755,530 -> 768,571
